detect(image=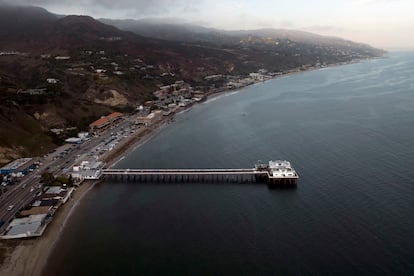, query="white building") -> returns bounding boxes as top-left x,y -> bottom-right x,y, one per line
1,214 -> 48,239
46,78 -> 59,84
65,137 -> 82,144
135,110 -> 162,126
77,132 -> 90,140
70,160 -> 104,180
55,56 -> 70,60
